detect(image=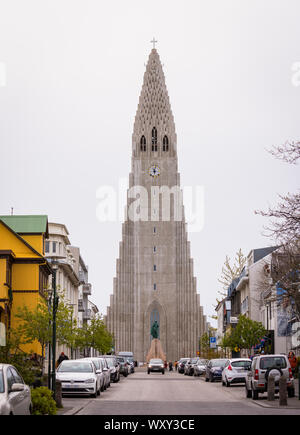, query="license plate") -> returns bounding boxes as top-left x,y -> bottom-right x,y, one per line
63,383 -> 81,389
